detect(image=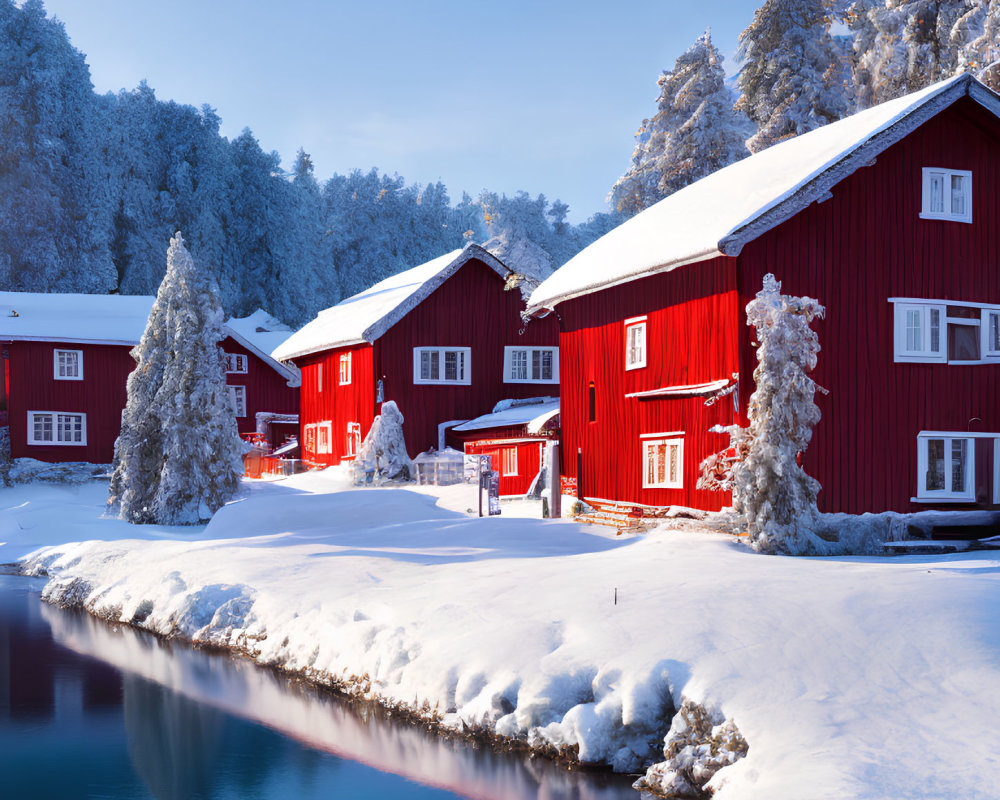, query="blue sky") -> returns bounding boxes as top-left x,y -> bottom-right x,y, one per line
42,0 -> 762,223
